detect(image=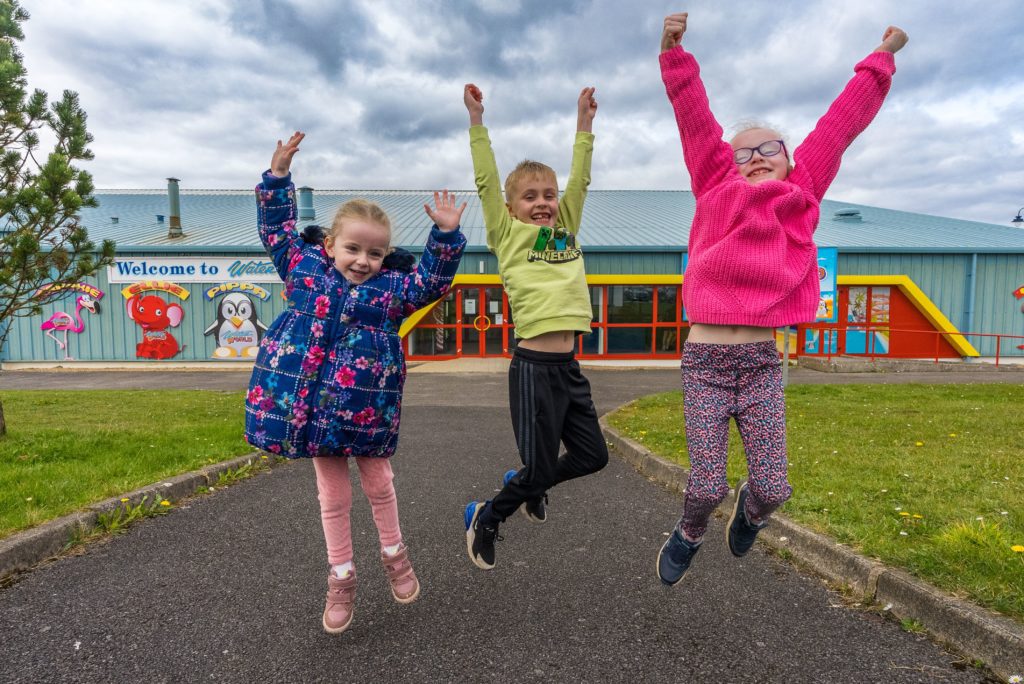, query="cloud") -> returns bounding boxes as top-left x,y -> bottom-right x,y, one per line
13,0 -> 1024,224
